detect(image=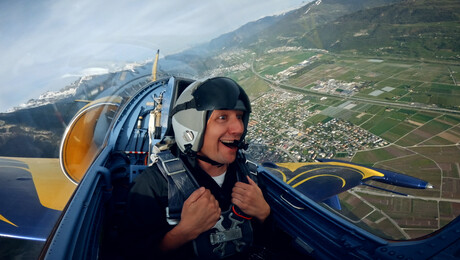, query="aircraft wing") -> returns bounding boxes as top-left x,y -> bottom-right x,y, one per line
256,164 -> 460,259
261,158 -> 431,205
0,157 -> 75,241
